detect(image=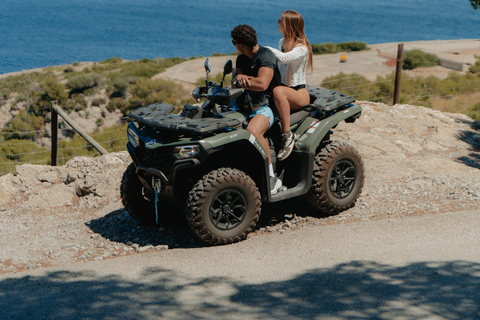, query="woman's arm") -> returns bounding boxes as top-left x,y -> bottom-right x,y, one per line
264,45 -> 309,63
